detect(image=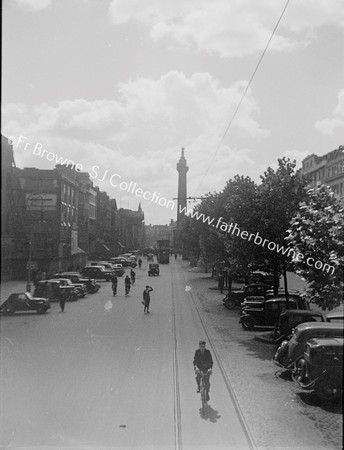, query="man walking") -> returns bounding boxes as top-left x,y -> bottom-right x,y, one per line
59,292 -> 66,313
218,271 -> 225,294
142,285 -> 153,313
